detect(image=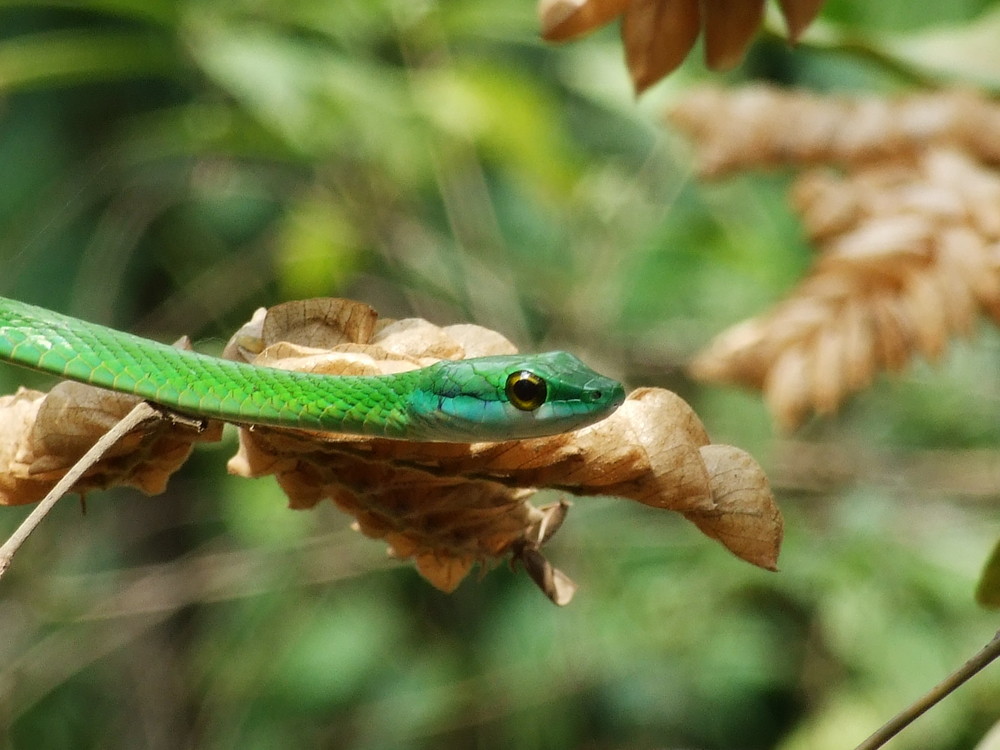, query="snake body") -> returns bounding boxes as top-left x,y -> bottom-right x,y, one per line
0,297 -> 625,442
